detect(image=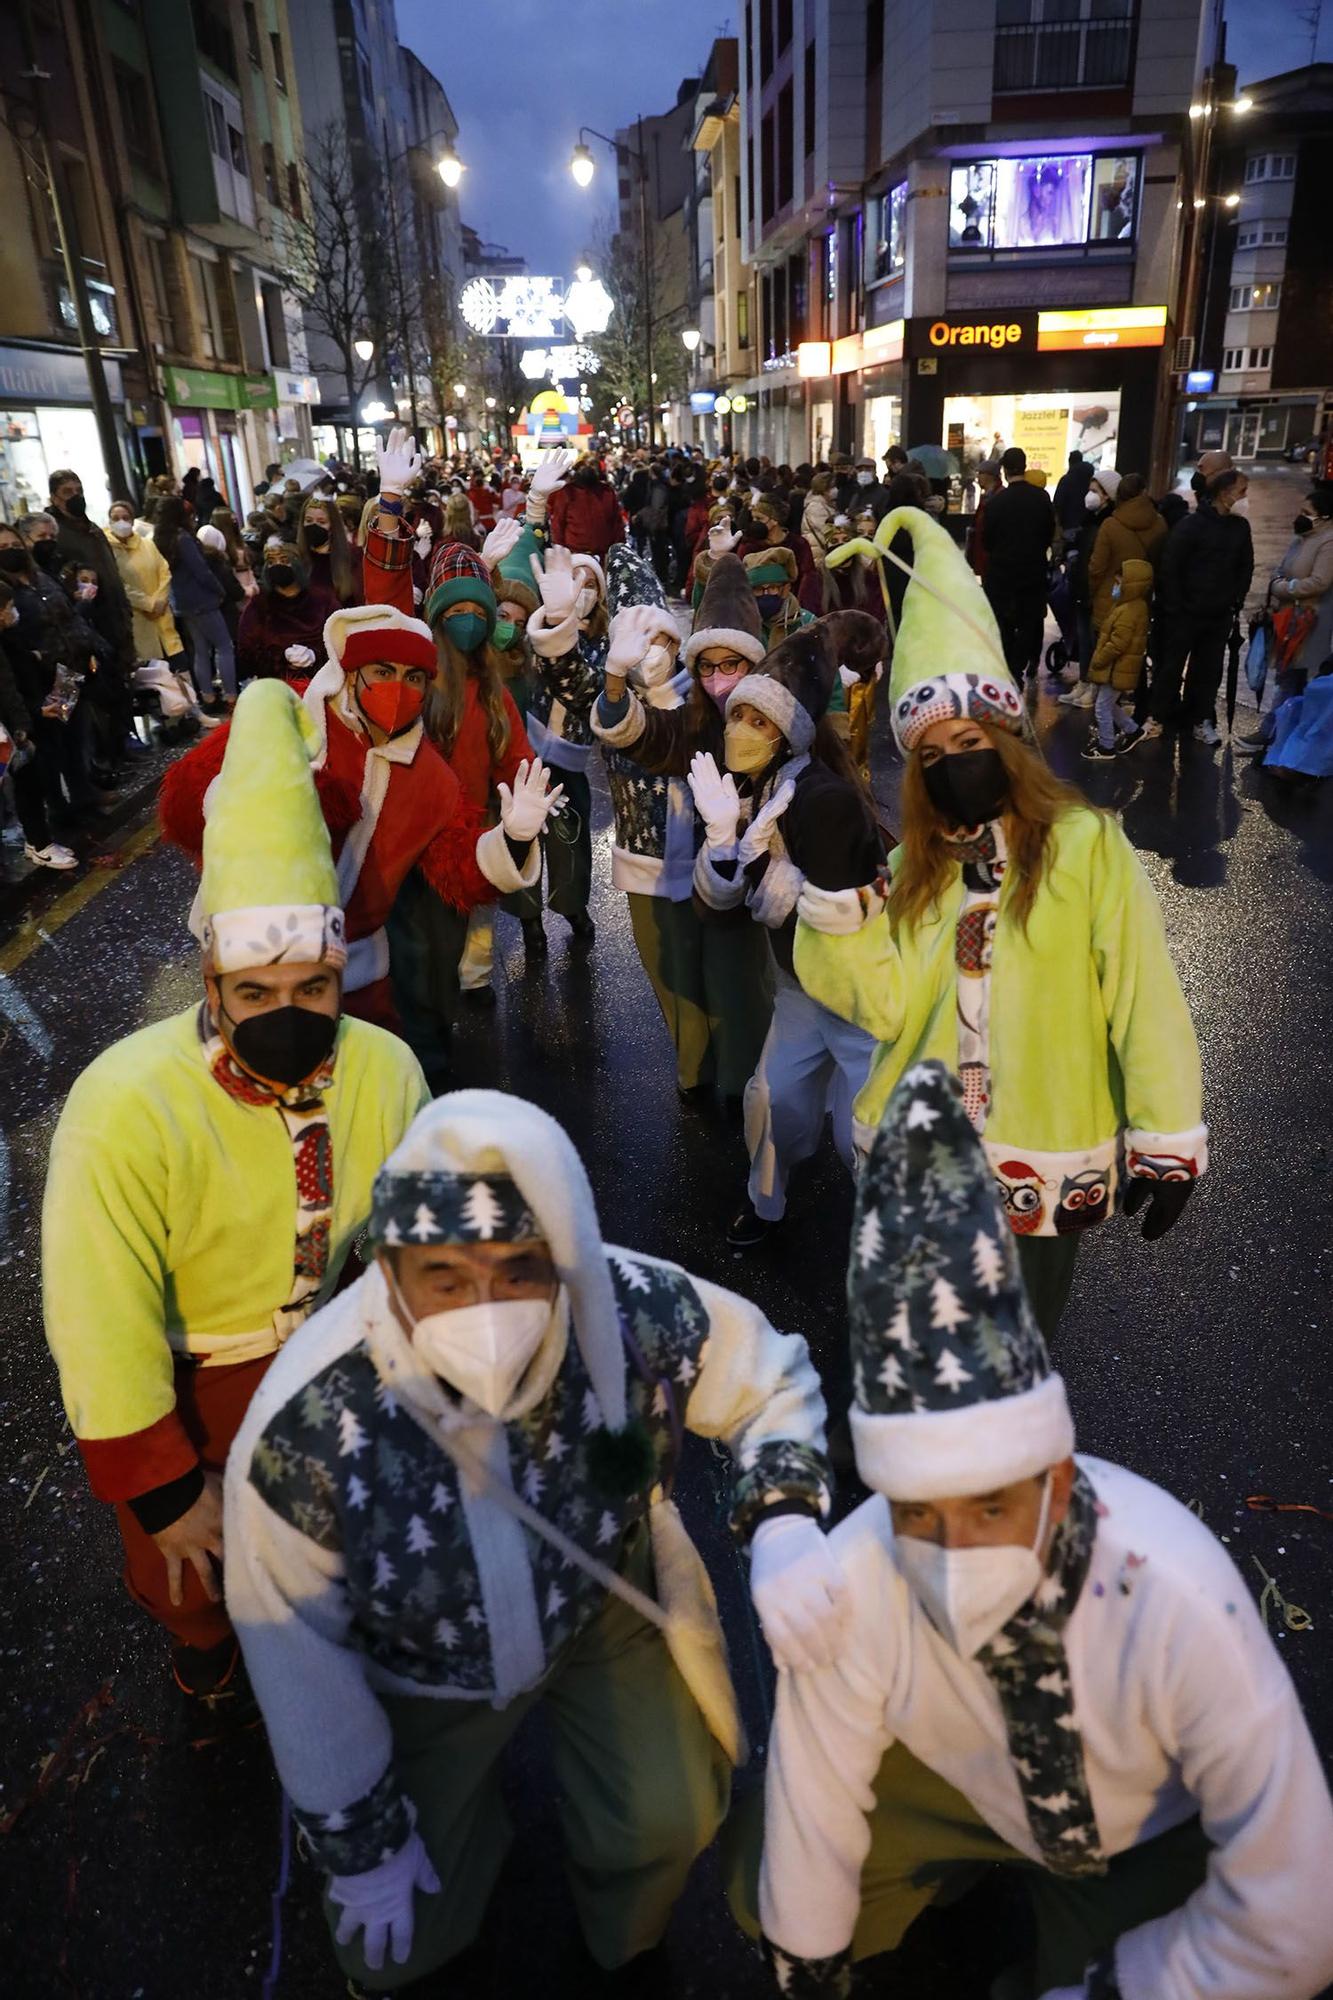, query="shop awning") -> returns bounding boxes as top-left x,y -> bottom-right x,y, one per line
163,365 -> 278,411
